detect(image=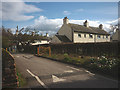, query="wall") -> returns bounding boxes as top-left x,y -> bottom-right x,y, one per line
74,32 -> 95,43
51,35 -> 61,43
2,49 -> 19,88
112,30 -> 119,41
95,35 -> 110,42
57,24 -> 72,41
74,32 -> 110,43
